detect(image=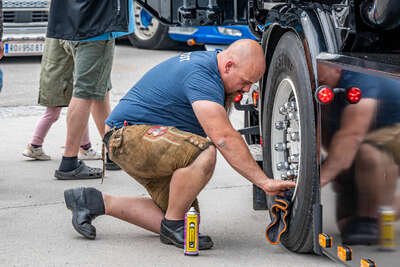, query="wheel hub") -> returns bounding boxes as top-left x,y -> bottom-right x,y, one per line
271,78 -> 301,199
134,2 -> 159,41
